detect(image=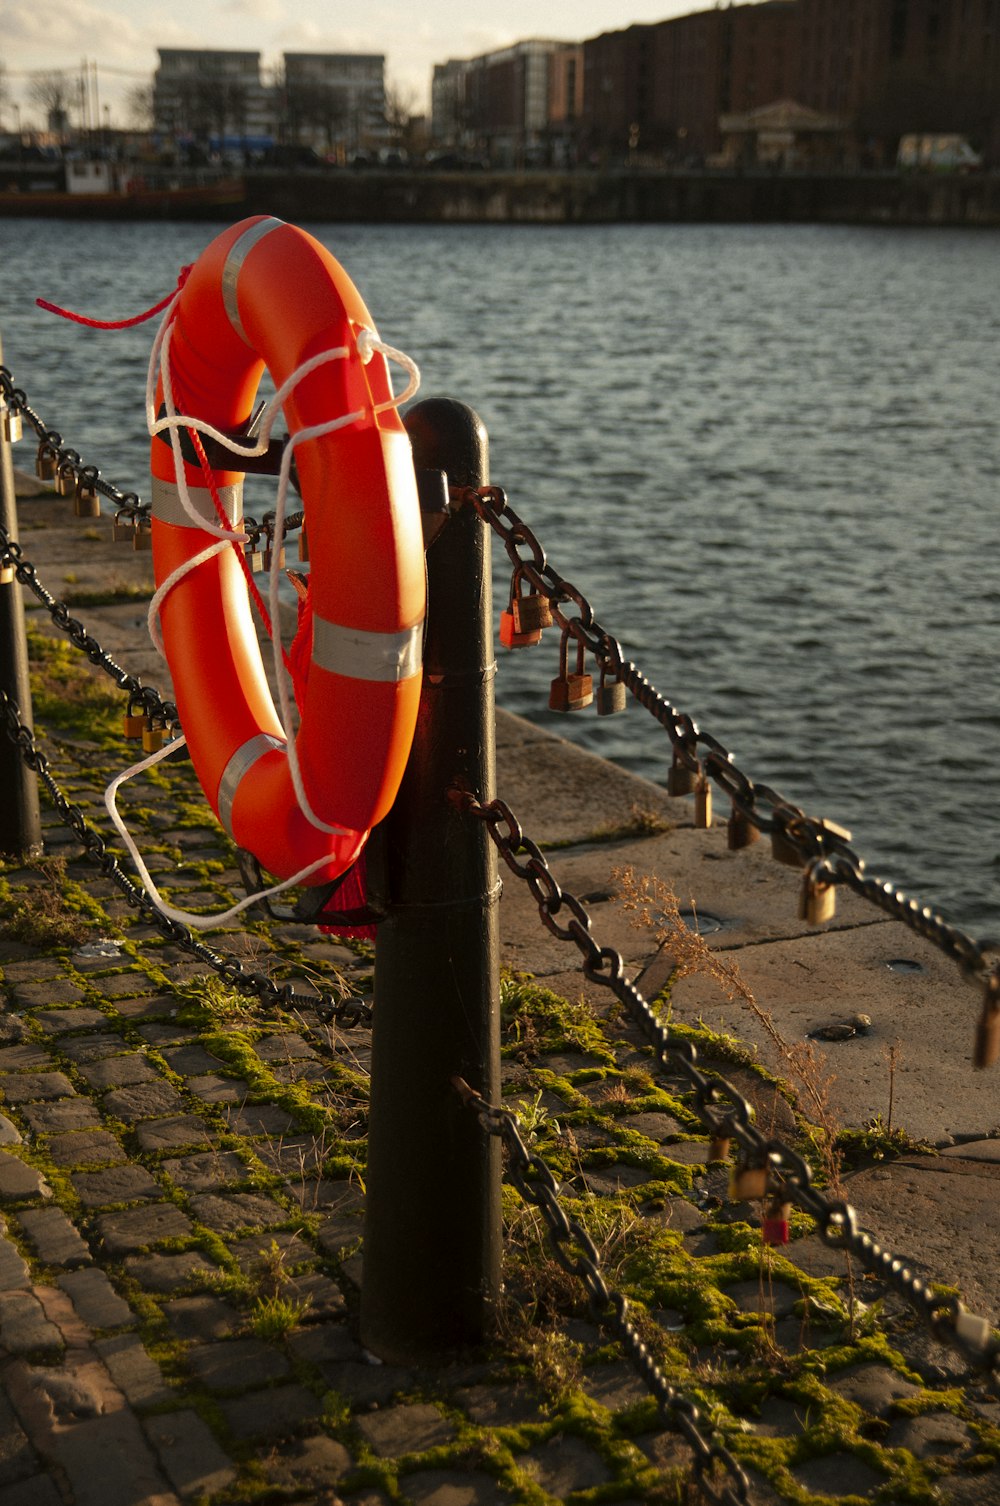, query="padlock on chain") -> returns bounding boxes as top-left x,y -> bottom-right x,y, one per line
244,538 -> 263,573
770,822 -> 803,868
113,511 -> 135,544
163,720 -> 189,762
74,467 -> 101,519
727,806 -> 760,850
549,627 -> 593,712
0,402 -> 22,444
35,439 -> 59,481
729,1162 -> 769,1202
667,750 -> 697,797
799,868 -> 836,925
0,552 -> 14,587
694,772 -> 713,829
142,714 -> 165,755
122,697 -> 146,740
297,526 -> 309,563
132,515 -> 153,551
261,540 -> 286,572
500,567 -> 544,648
55,459 -> 78,498
596,665 -> 627,716
761,1197 -> 791,1246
